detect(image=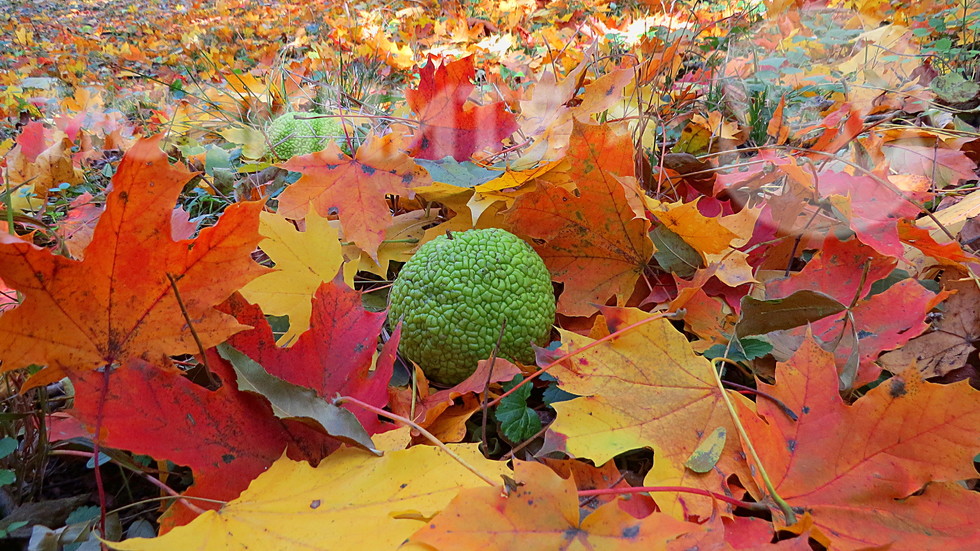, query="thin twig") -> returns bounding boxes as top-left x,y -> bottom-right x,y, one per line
93,368 -> 110,545
336,395 -> 498,487
480,319 -> 507,457
578,486 -> 768,511
50,449 -> 208,515
722,381 -> 798,421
